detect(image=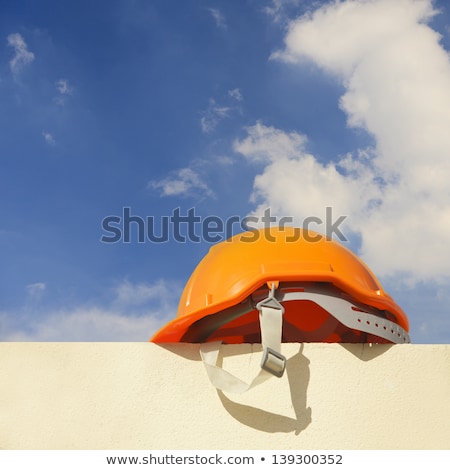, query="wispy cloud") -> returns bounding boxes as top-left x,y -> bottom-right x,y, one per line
55,78 -> 74,105
7,33 -> 35,75
149,167 -> 214,198
200,89 -> 243,133
264,0 -> 302,24
26,282 -> 46,301
237,0 -> 450,285
113,279 -> 172,308
27,282 -> 46,293
42,132 -> 56,146
208,8 -> 227,30
228,88 -> 243,102
200,98 -> 231,133
56,79 -> 74,95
